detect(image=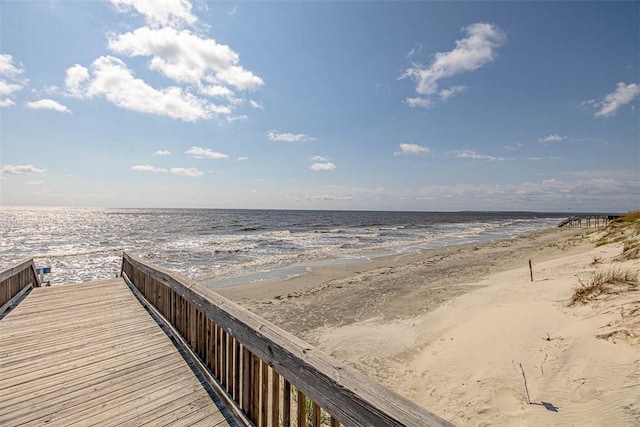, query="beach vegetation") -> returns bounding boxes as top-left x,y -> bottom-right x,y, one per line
569,267 -> 639,306
594,211 -> 640,259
